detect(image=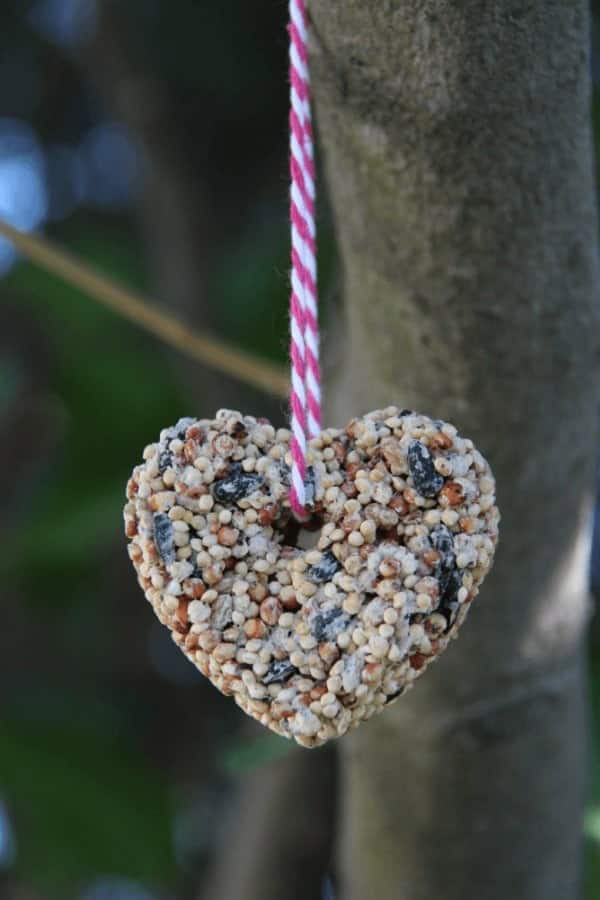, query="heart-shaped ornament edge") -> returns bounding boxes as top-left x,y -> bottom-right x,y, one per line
124,407 -> 499,747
